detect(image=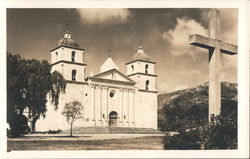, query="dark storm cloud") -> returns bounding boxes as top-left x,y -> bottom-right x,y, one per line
7,8 -> 237,93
